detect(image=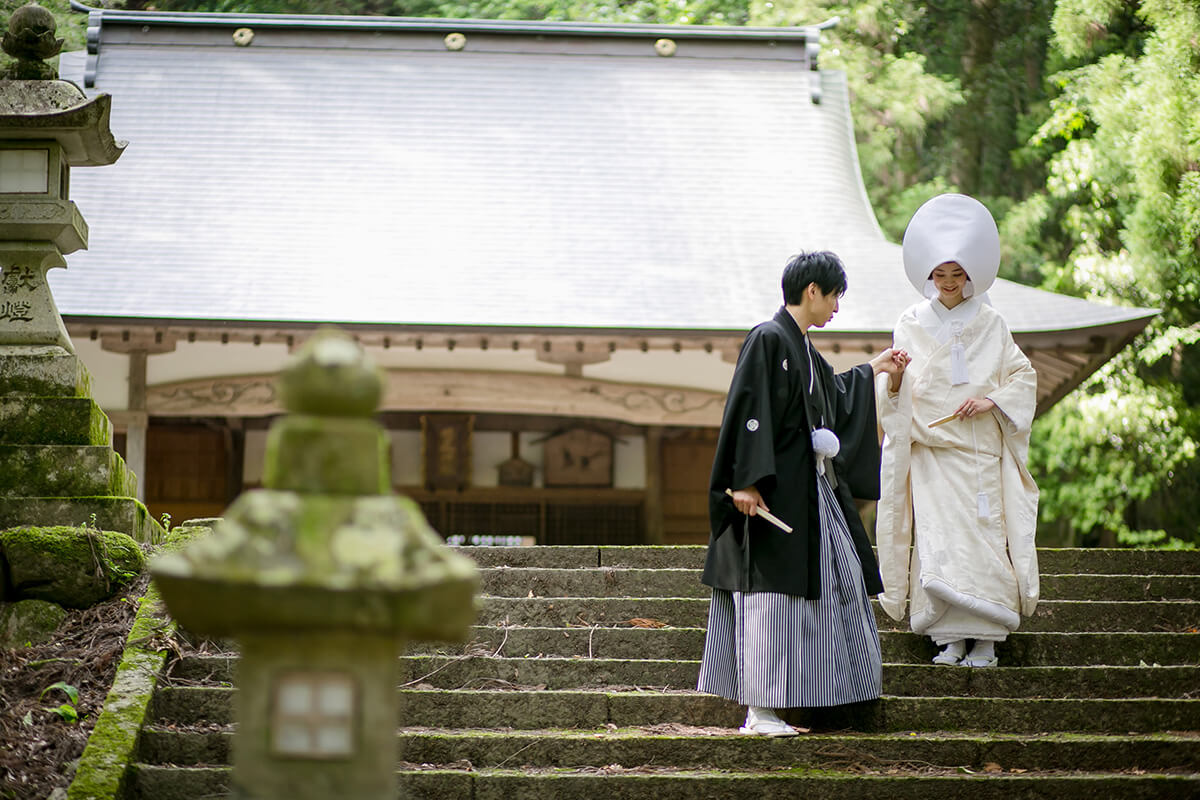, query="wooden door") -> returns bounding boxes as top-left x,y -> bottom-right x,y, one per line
661,430 -> 718,545
145,422 -> 229,526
